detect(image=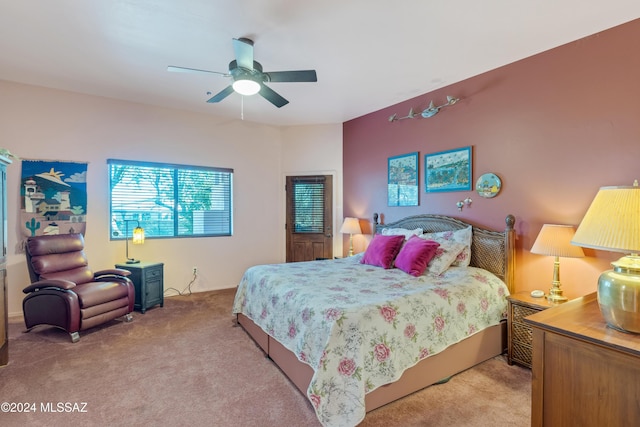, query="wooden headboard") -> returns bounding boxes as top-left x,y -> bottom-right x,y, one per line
372,213 -> 516,293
